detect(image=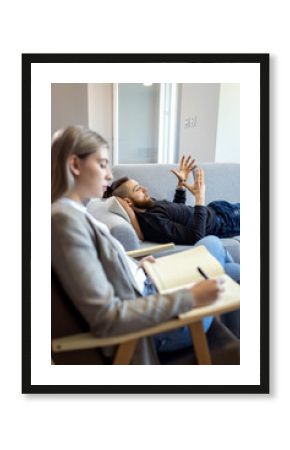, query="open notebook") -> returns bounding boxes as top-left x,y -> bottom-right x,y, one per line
143,245 -> 240,316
